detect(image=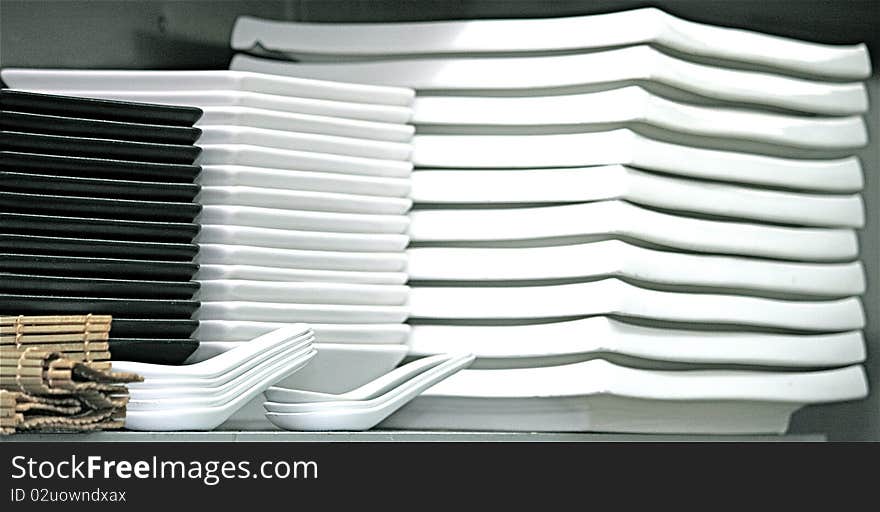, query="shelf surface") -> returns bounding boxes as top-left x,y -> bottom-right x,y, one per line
1,431 -> 826,442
